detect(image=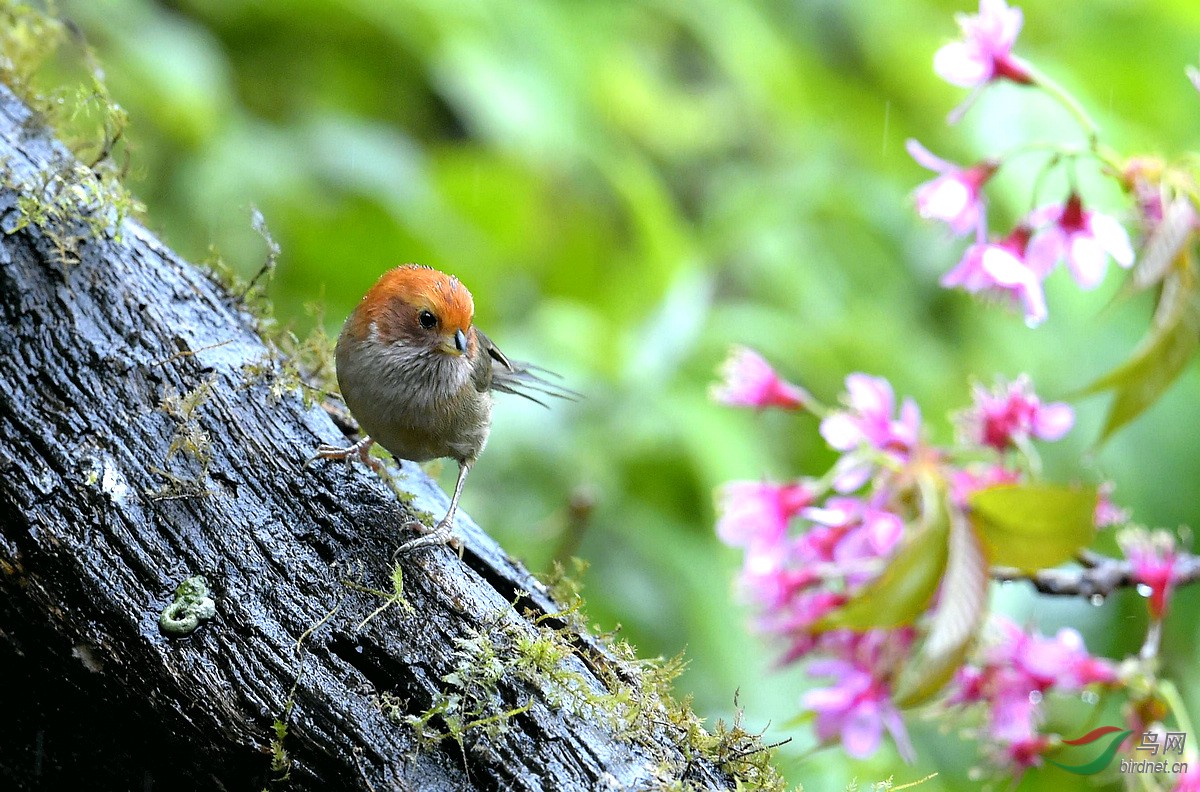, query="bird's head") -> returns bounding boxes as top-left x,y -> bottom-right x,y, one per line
349,264 -> 477,360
